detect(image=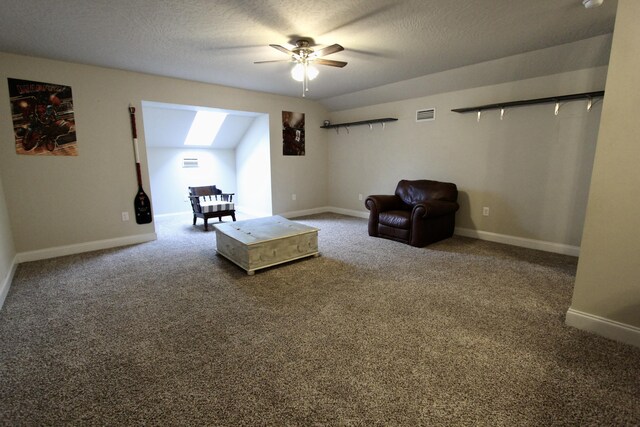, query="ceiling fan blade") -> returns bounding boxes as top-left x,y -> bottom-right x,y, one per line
254,59 -> 293,64
314,58 -> 348,68
312,44 -> 344,58
270,44 -> 294,55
